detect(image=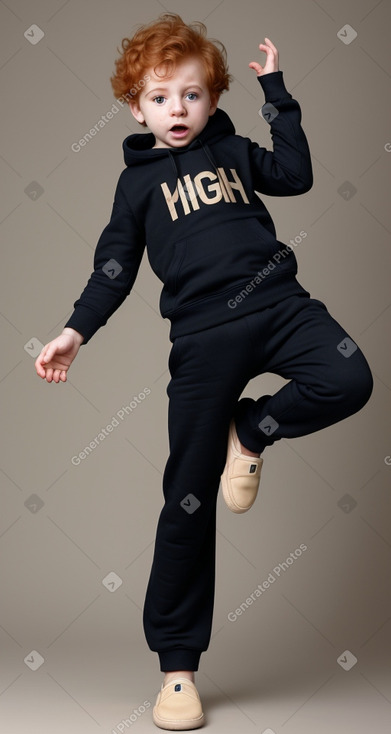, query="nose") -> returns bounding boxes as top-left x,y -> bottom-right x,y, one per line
169,96 -> 186,116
